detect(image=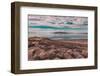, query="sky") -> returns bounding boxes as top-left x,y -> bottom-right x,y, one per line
28,14 -> 88,28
